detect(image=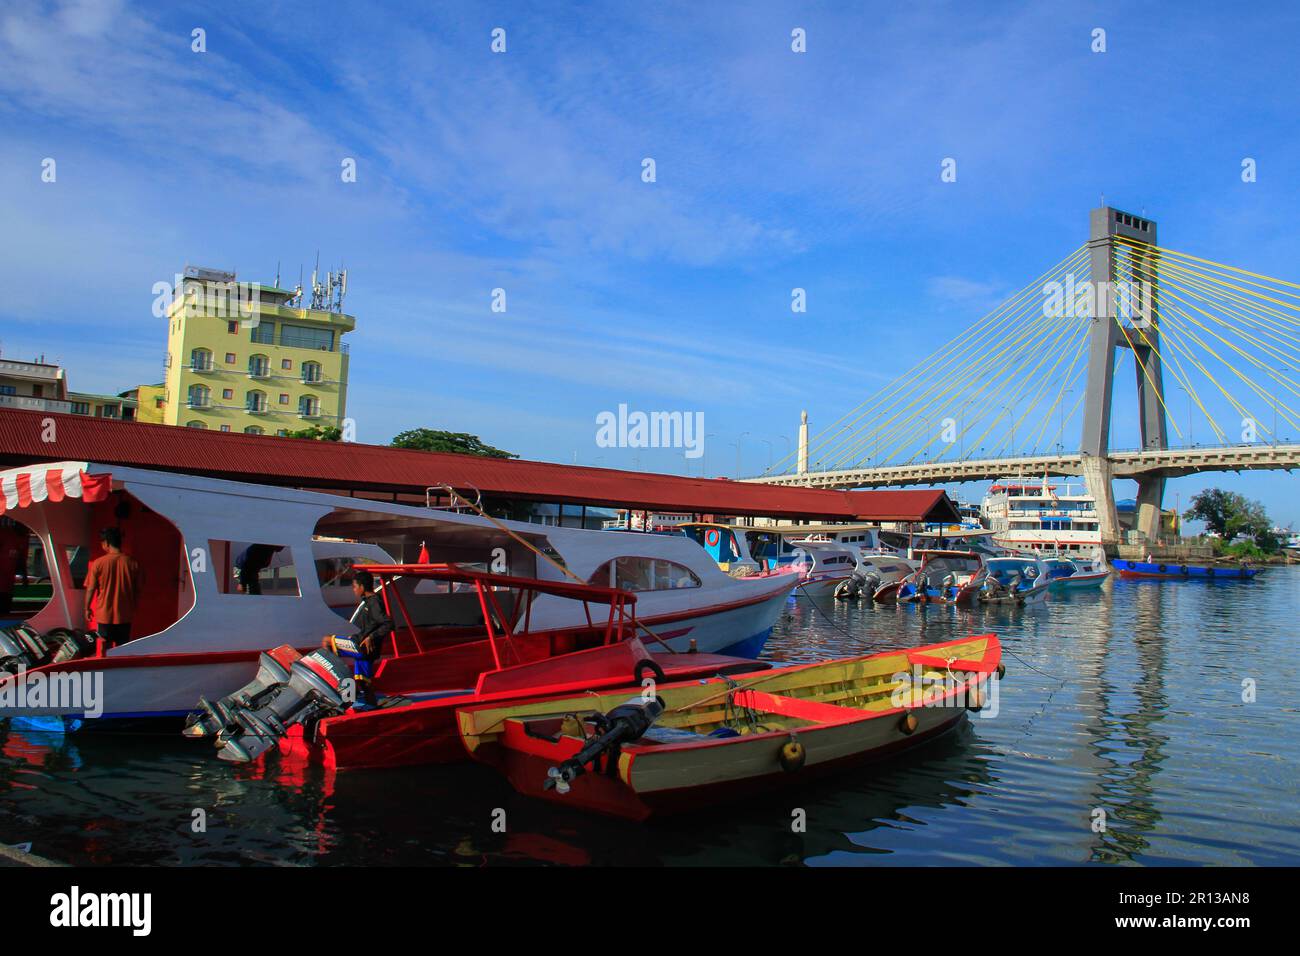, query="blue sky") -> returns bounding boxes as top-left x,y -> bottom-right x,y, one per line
2,1 -> 1299,524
